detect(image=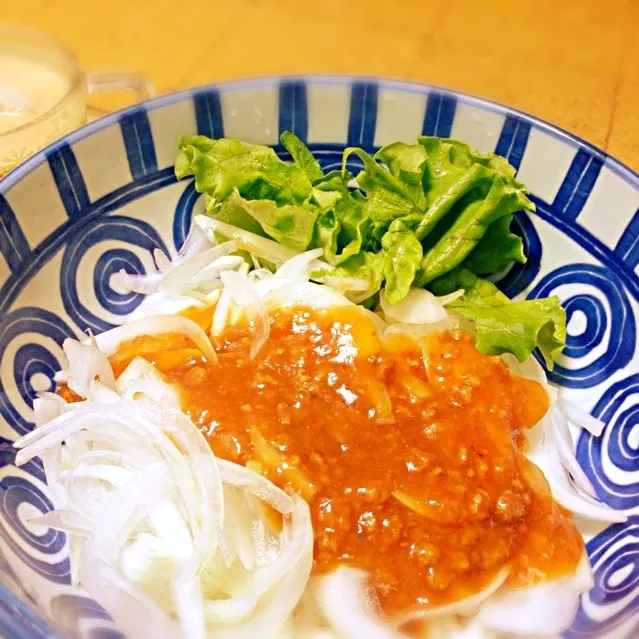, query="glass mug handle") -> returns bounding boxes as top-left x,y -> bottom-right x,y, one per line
85,71 -> 155,118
